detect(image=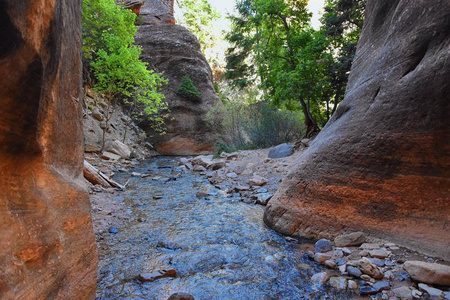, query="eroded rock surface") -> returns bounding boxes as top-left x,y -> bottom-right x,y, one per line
136,24 -> 222,155
264,0 -> 450,260
0,1 -> 97,298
